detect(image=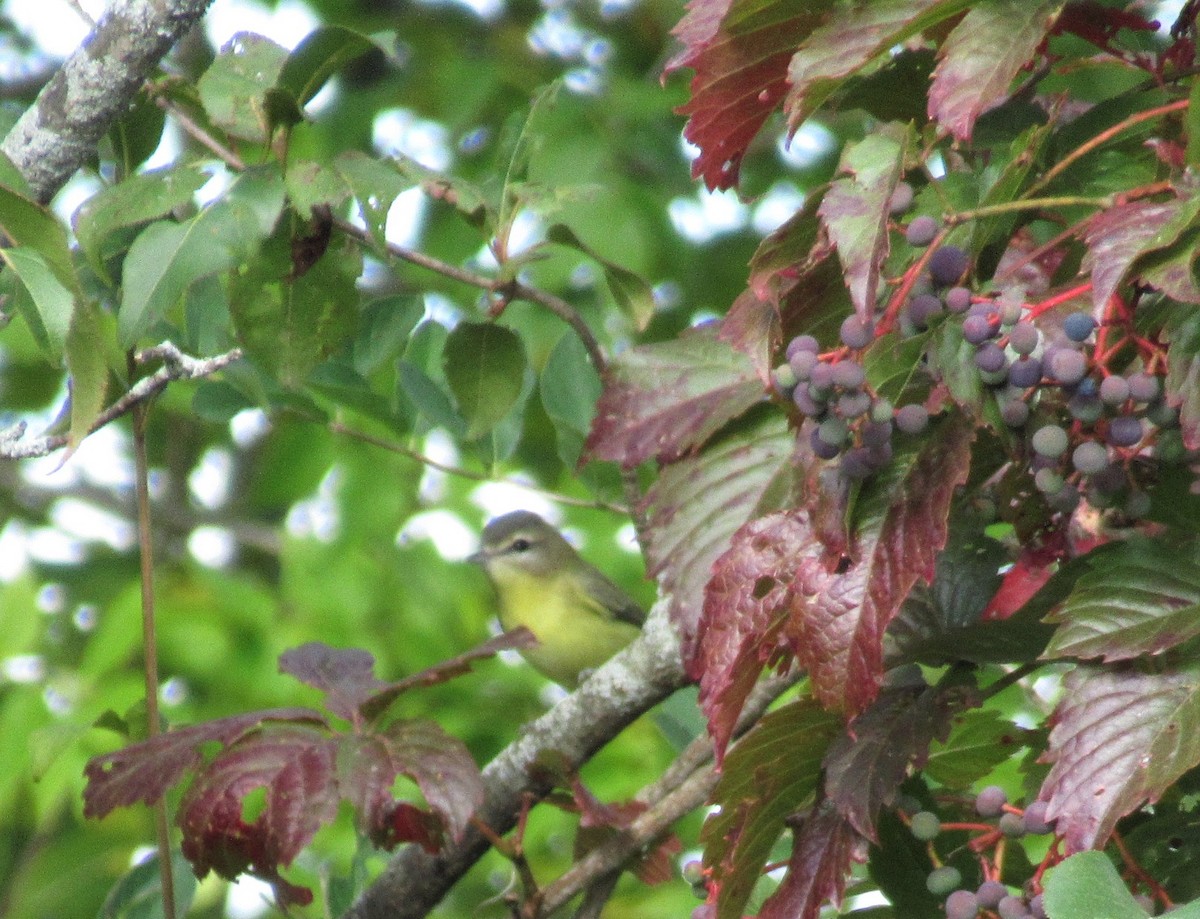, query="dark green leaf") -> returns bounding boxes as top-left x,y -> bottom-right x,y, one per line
197,33 -> 289,141
441,322 -> 526,439
276,26 -> 375,108
1042,851 -> 1147,919
925,709 -> 1034,788
540,331 -> 601,468
546,224 -> 654,330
